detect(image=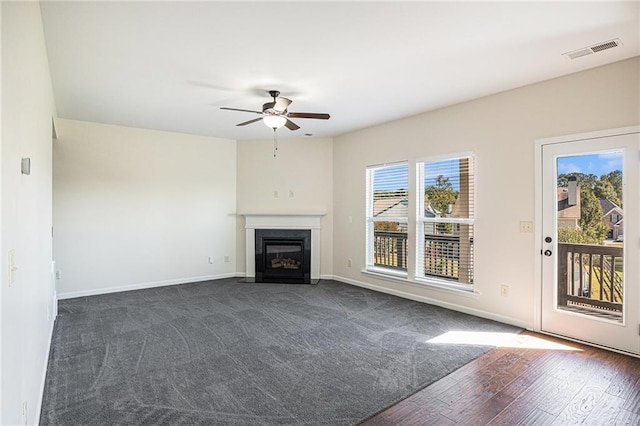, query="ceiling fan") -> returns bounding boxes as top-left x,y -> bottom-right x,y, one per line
221,90 -> 330,131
